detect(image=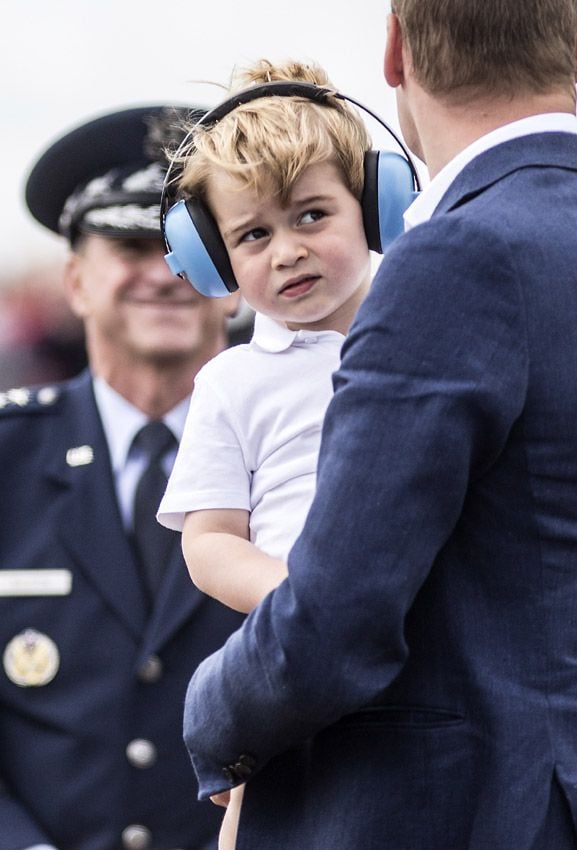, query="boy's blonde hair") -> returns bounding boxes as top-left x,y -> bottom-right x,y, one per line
392,0 -> 577,100
176,59 -> 371,206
